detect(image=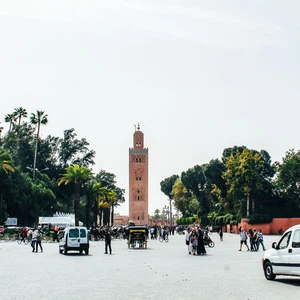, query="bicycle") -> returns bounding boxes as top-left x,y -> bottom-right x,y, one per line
159,235 -> 169,243
17,234 -> 29,245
